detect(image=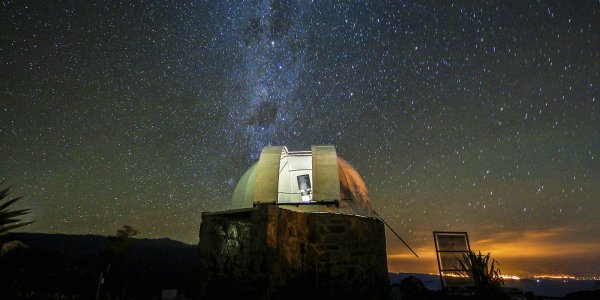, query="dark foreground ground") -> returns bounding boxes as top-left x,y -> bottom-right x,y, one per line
390,274 -> 599,300
1,232 -> 198,299
391,273 -> 600,299
1,233 -> 598,300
